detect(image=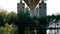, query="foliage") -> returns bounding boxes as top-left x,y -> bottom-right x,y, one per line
0,10 -> 17,26
24,27 -> 30,34
0,9 -> 60,34
0,23 -> 18,34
